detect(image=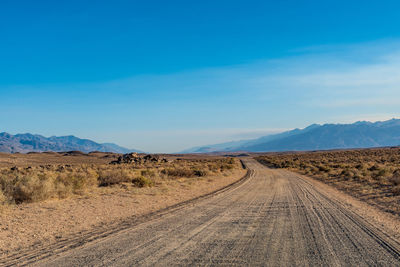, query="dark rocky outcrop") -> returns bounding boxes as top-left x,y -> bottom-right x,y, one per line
110,153 -> 168,165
